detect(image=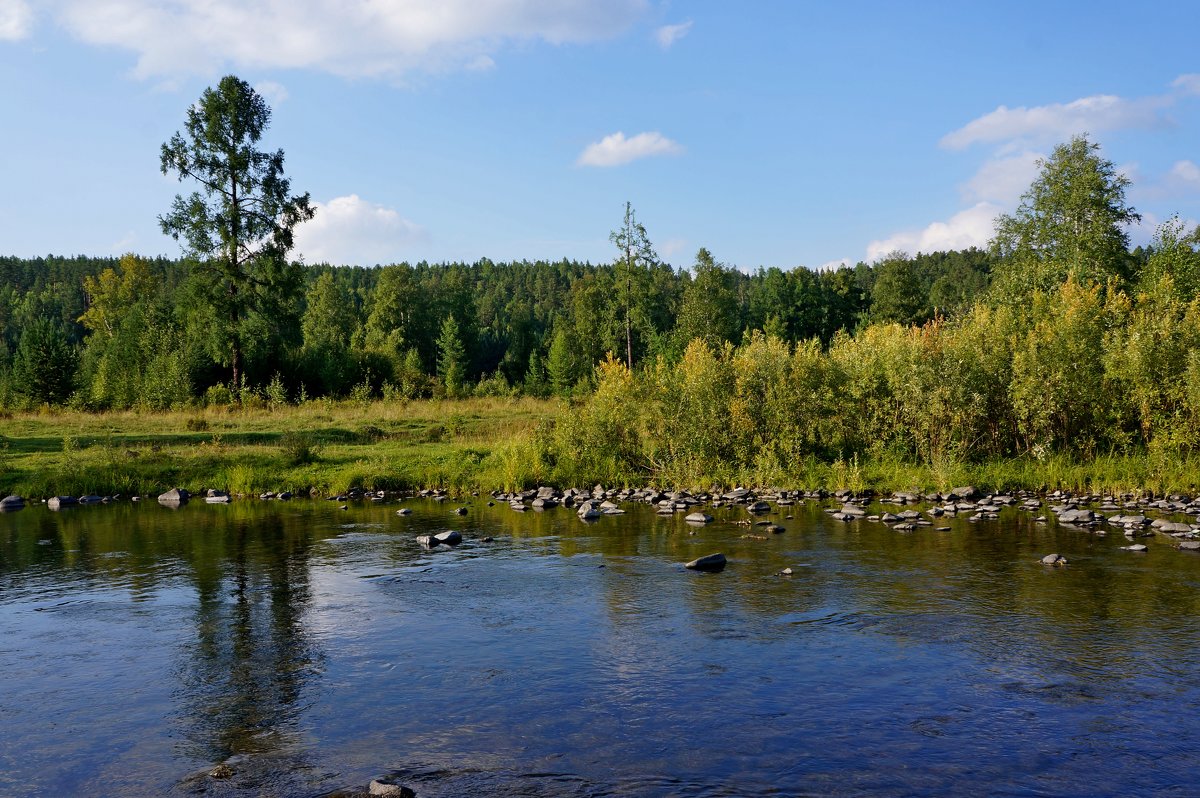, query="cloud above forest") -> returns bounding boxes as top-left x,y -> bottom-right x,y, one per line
0,0 -> 32,40
866,74 -> 1200,261
48,0 -> 648,79
866,202 -> 1001,261
941,75 -> 1200,151
577,131 -> 683,167
295,194 -> 426,266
